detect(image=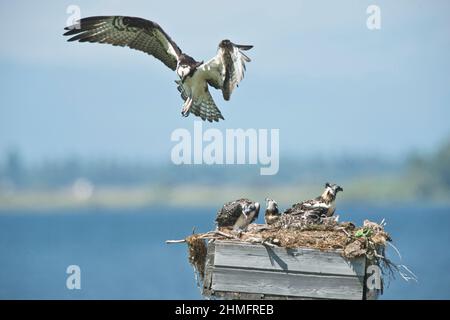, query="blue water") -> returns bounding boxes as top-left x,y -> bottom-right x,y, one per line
0,205 -> 449,299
